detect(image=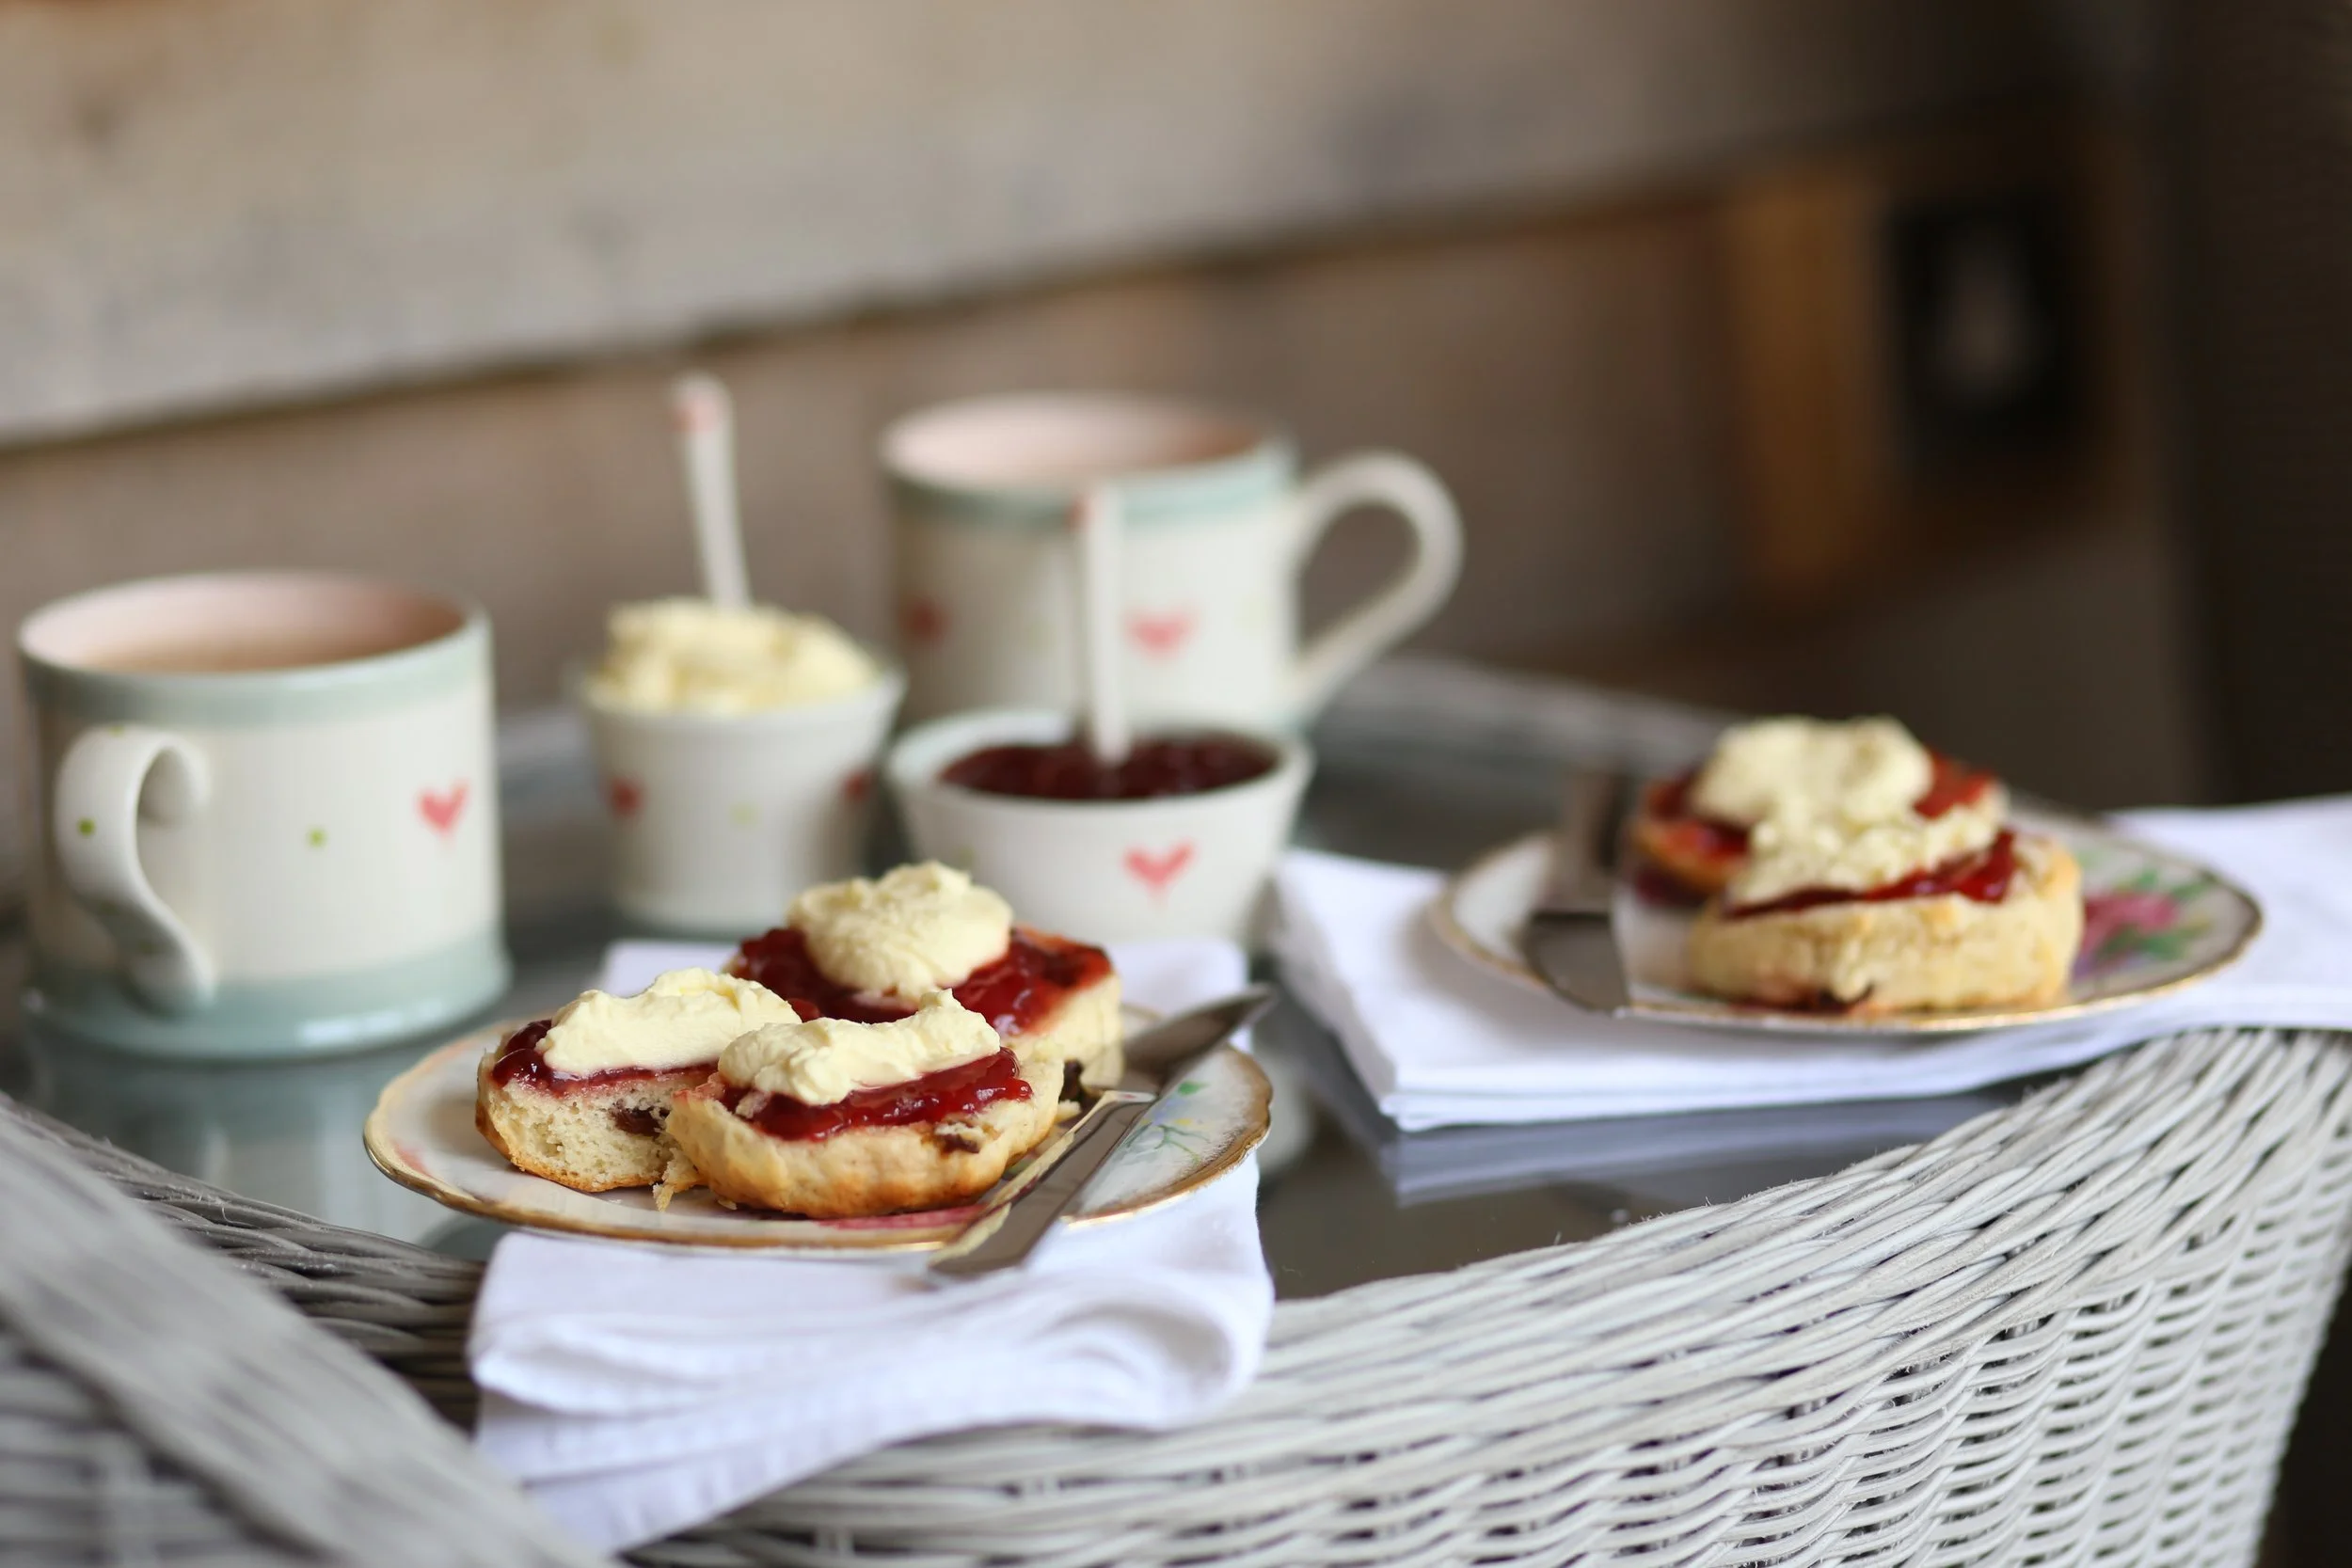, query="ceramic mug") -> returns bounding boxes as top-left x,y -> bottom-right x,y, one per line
883,392 -> 1463,725
886,707 -> 1312,945
580,658 -> 907,935
17,573 -> 510,1059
